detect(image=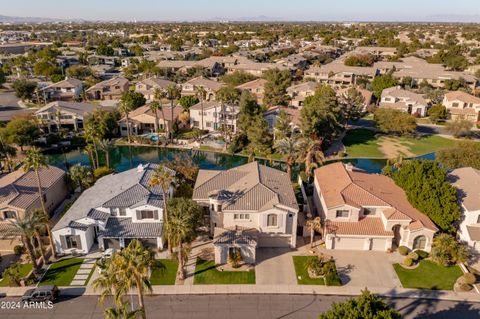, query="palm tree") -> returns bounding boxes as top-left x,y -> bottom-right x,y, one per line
149,101 -> 161,142
118,100 -> 133,144
195,86 -> 207,130
104,303 -> 144,319
149,166 -> 176,256
22,147 -> 56,259
31,210 -> 48,264
98,139 -> 114,169
299,138 -> 325,179
69,163 -> 93,192
165,84 -> 181,143
306,217 -> 322,248
84,121 -> 100,167
84,143 -> 97,170
274,136 -> 301,179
